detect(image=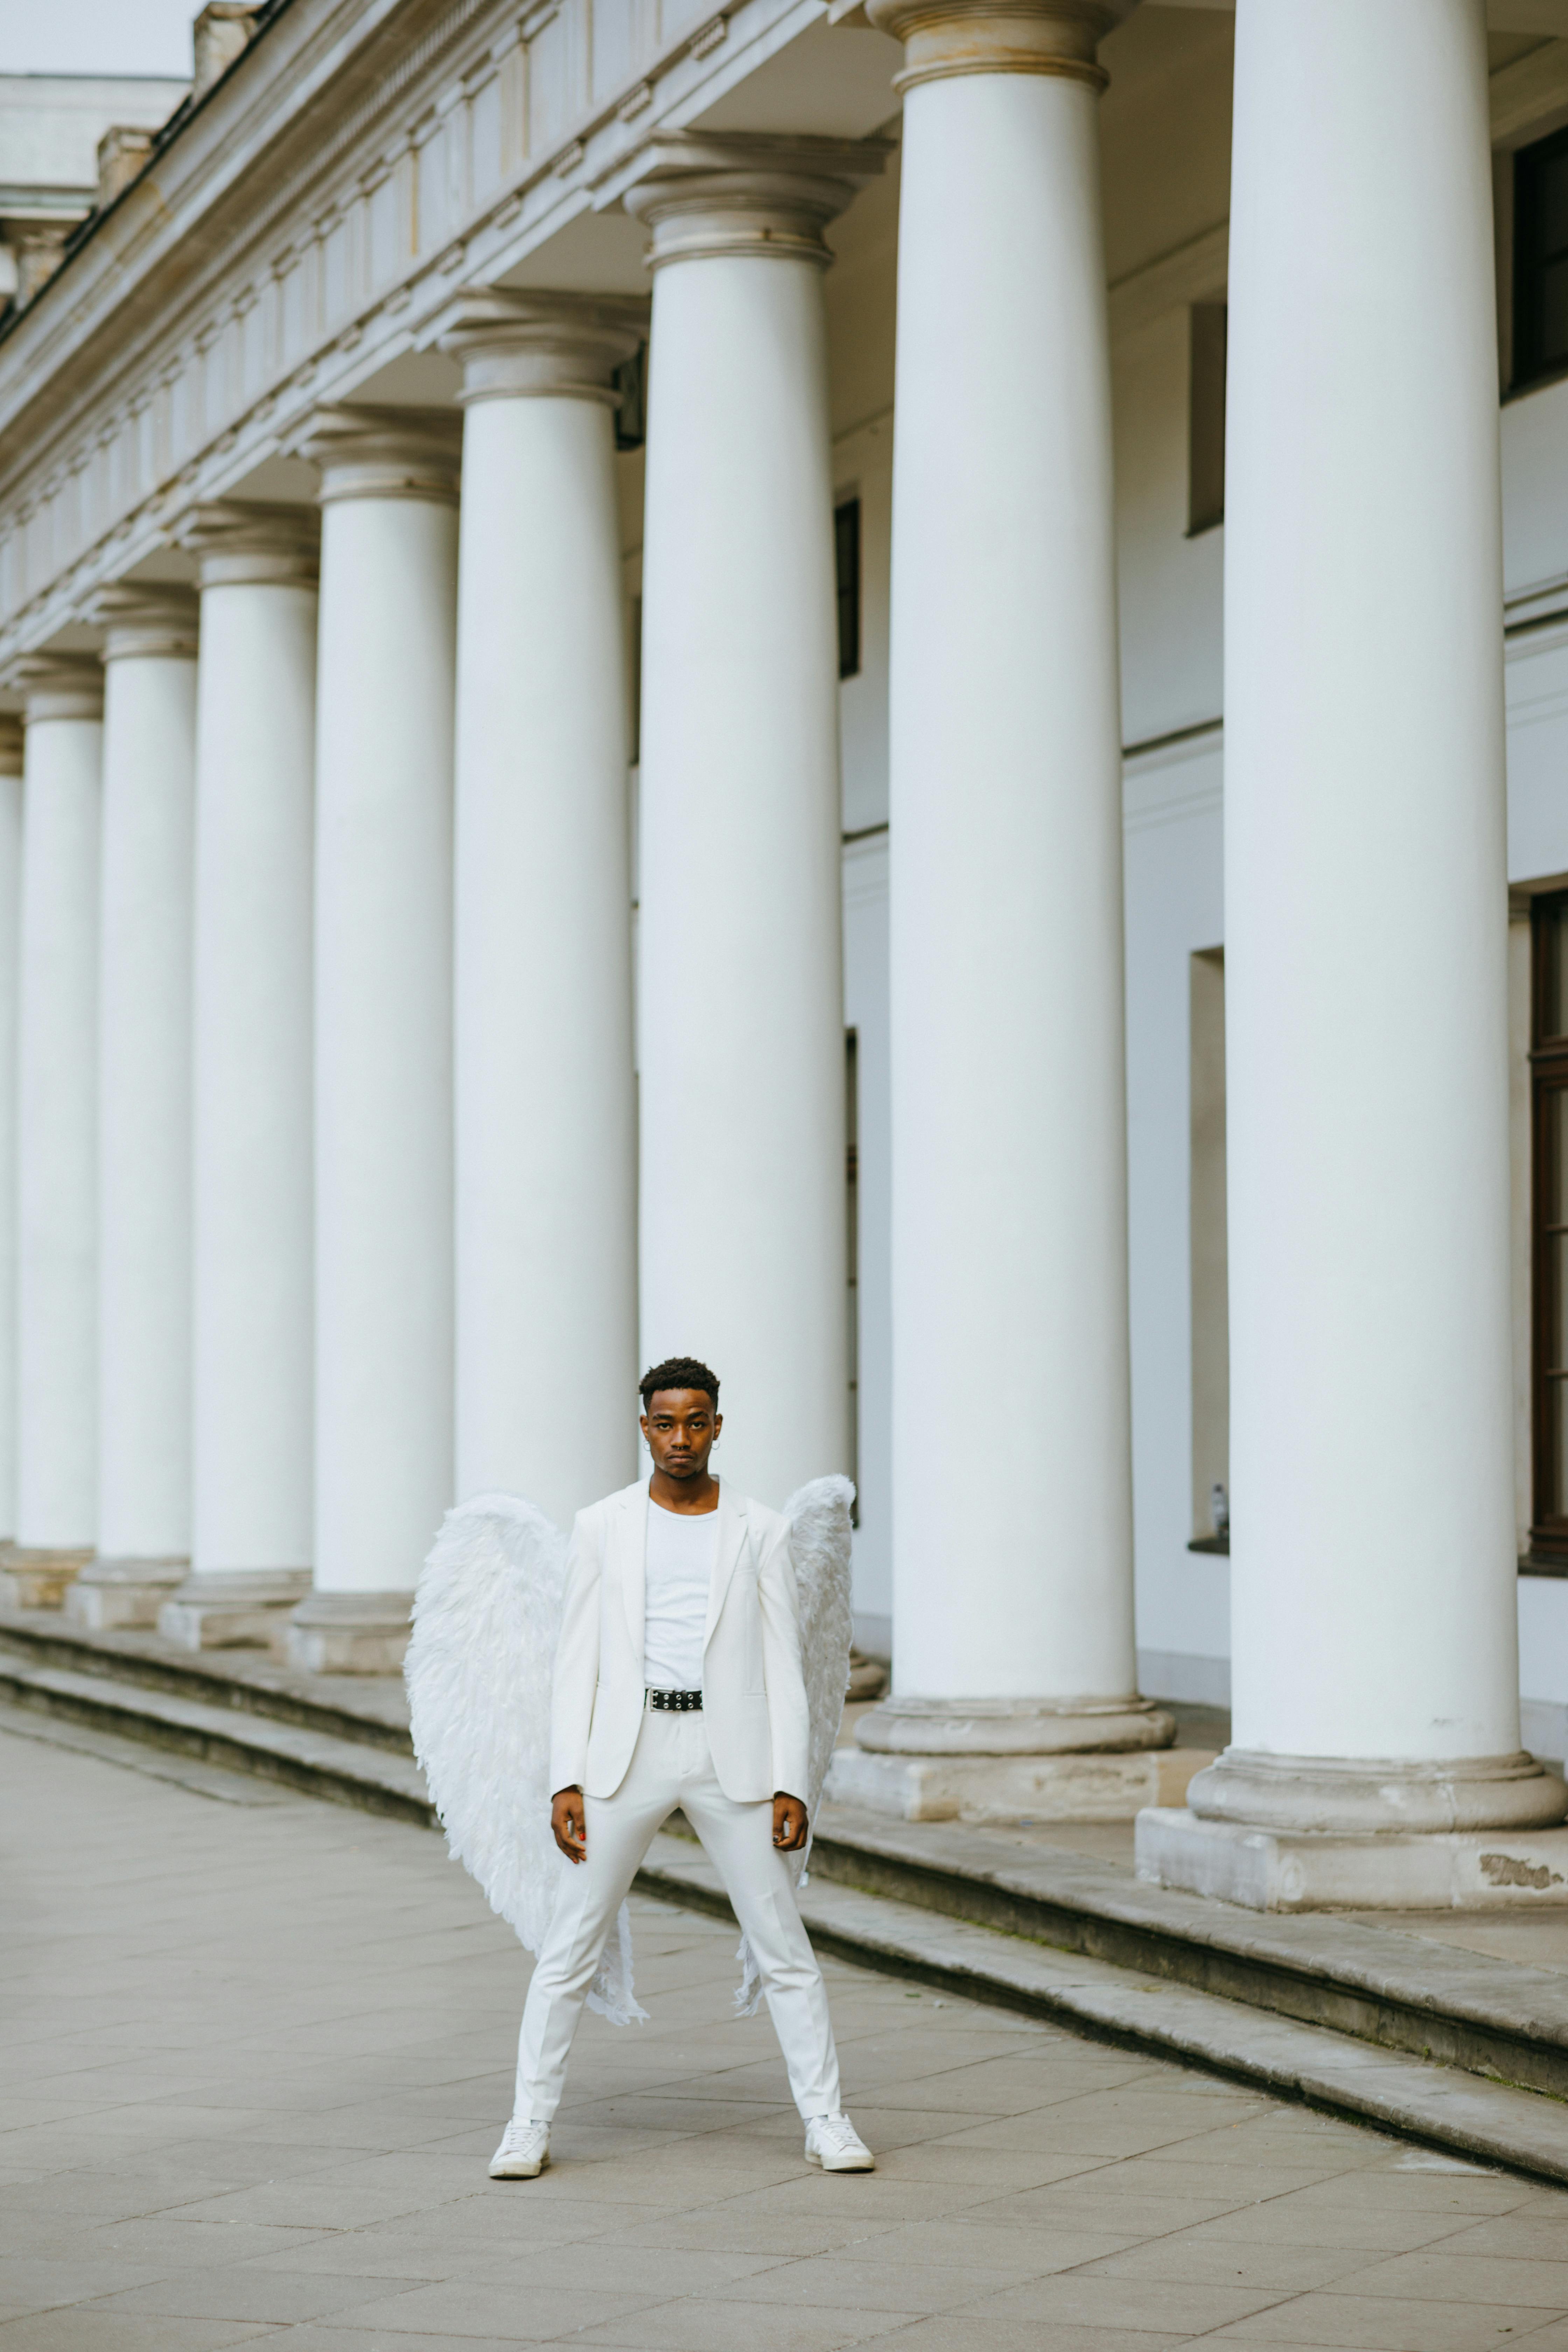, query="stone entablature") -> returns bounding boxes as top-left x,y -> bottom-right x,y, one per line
0,0 -> 805,670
